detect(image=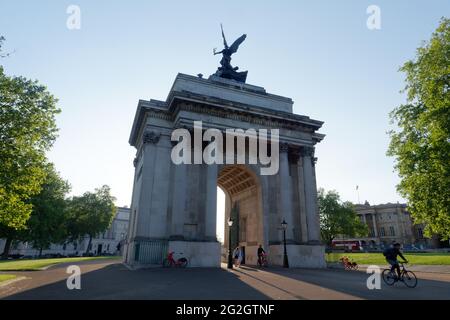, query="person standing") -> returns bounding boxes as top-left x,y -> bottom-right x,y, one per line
233,246 -> 243,267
